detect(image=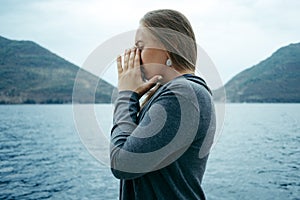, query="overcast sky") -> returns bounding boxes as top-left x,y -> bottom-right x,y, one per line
0,0 -> 299,87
